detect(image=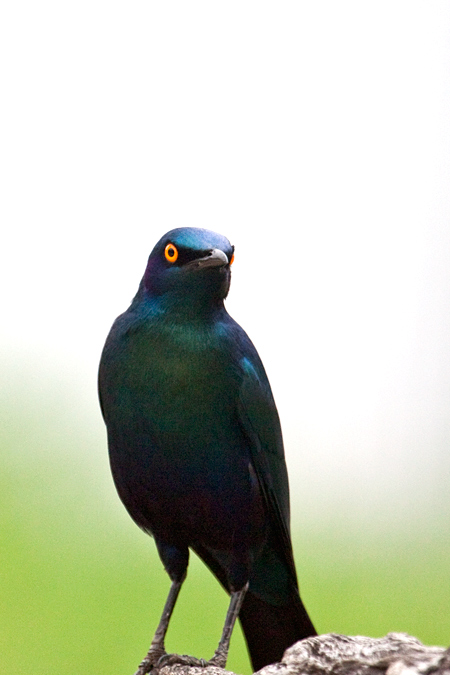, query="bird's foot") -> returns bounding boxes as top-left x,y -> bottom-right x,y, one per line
134,647 -> 167,675
155,653 -> 209,669
206,650 -> 227,669
135,650 -> 227,673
